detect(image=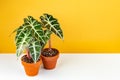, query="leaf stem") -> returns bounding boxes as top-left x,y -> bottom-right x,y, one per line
49,36 -> 51,50
26,48 -> 31,59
